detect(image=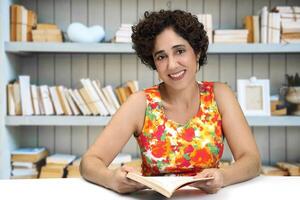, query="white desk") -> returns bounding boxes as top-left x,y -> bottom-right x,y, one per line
0,176 -> 299,200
